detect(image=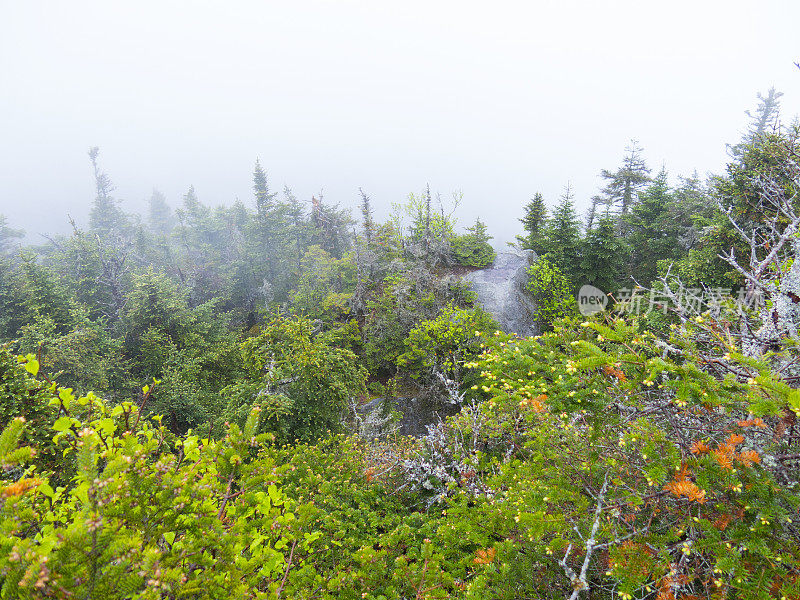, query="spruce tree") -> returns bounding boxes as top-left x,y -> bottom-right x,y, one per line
359,188 -> 375,245
599,140 -> 651,215
516,192 -> 547,254
87,147 -> 128,237
252,159 -> 276,220
585,194 -> 605,230
541,184 -> 582,285
283,187 -> 307,271
148,188 -> 173,235
0,215 -> 23,254
580,211 -> 628,293
622,168 -> 682,285
182,185 -> 201,215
